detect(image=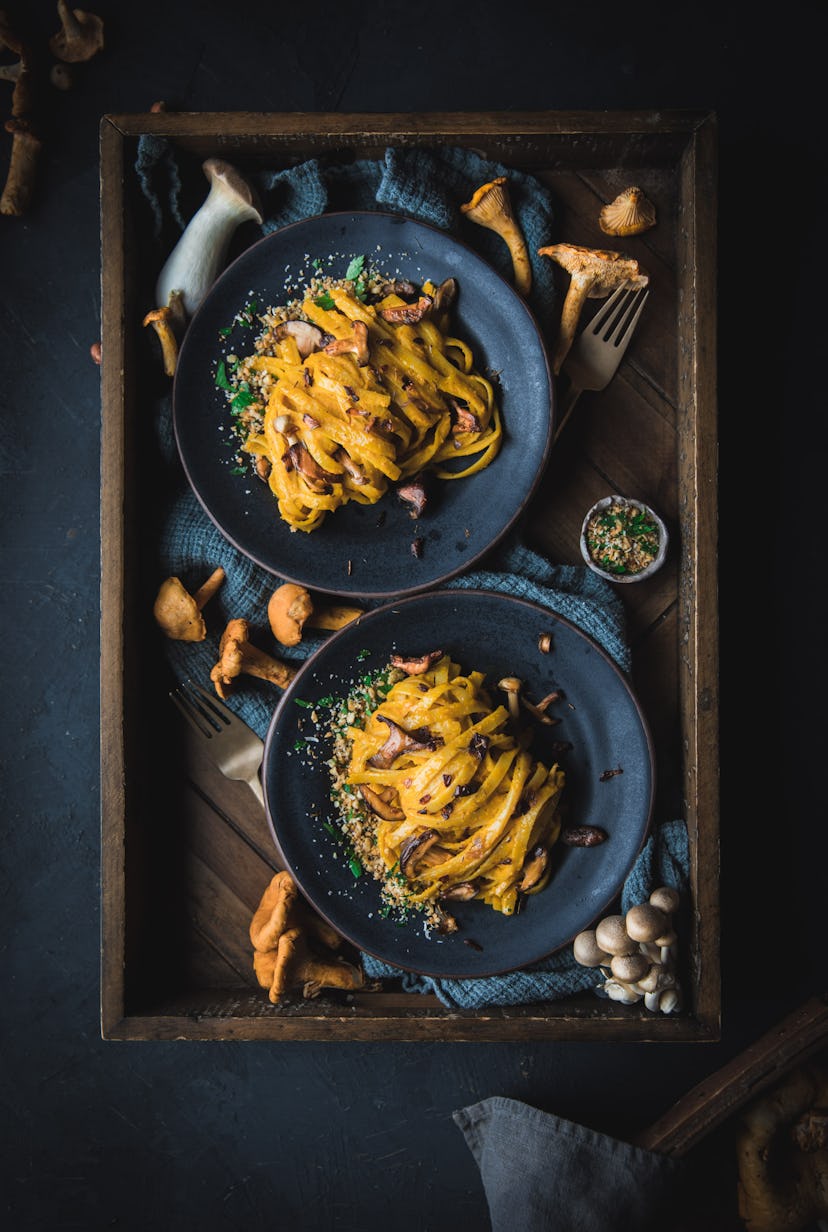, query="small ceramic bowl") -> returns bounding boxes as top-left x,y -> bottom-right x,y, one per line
580,494 -> 668,584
